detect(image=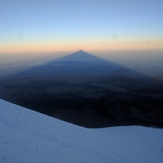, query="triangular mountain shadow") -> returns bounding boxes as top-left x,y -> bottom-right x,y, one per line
1,50 -> 151,83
